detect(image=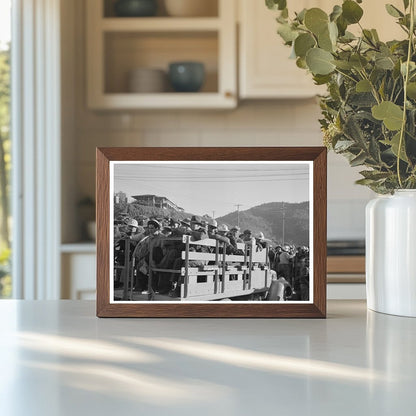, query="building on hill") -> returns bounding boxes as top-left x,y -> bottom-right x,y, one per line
132,194 -> 184,212
114,191 -> 127,204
